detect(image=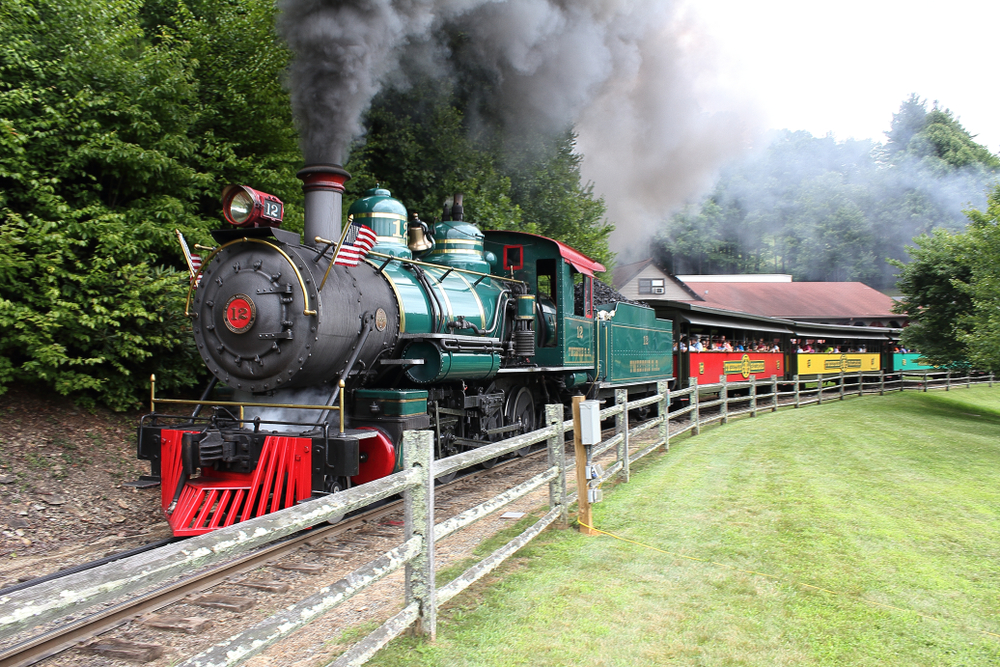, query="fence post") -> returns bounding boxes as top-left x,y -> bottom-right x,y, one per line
923,370 -> 928,392
403,430 -> 436,639
572,396 -> 596,536
794,375 -> 800,408
879,370 -> 884,396
946,369 -> 951,391
544,404 -> 568,528
771,375 -> 778,412
967,371 -> 972,389
839,369 -> 845,400
657,380 -> 669,452
750,376 -> 757,417
720,375 -> 729,424
690,377 -> 700,435
615,389 -> 630,482
858,371 -> 863,397
991,372 -> 994,388
818,376 -> 823,404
